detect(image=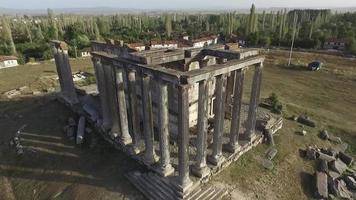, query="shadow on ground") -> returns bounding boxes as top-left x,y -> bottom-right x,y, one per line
0,94 -> 145,200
